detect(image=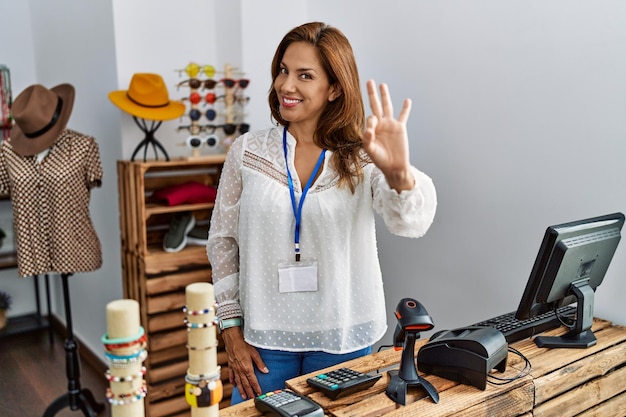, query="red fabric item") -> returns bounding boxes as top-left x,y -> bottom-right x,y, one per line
152,181 -> 217,206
